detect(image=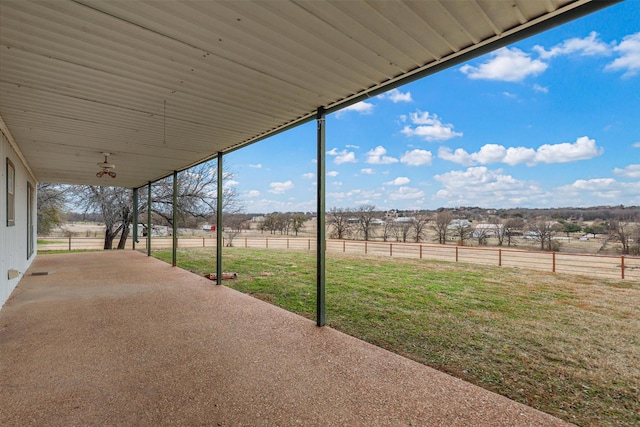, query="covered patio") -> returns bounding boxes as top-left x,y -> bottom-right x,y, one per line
1,251 -> 569,426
